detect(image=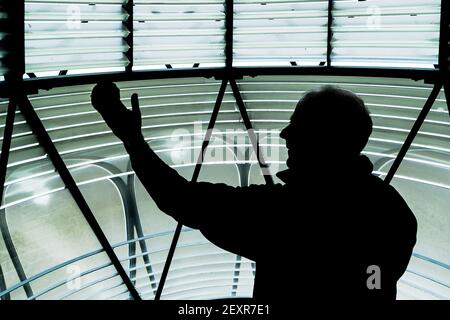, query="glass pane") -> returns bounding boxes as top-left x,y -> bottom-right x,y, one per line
24,0 -> 130,75
332,0 -> 441,68
236,75 -> 437,177
134,0 -> 225,69
234,0 -> 328,67
29,77 -> 250,299
0,115 -> 128,300
161,82 -> 264,299
386,88 -> 450,300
